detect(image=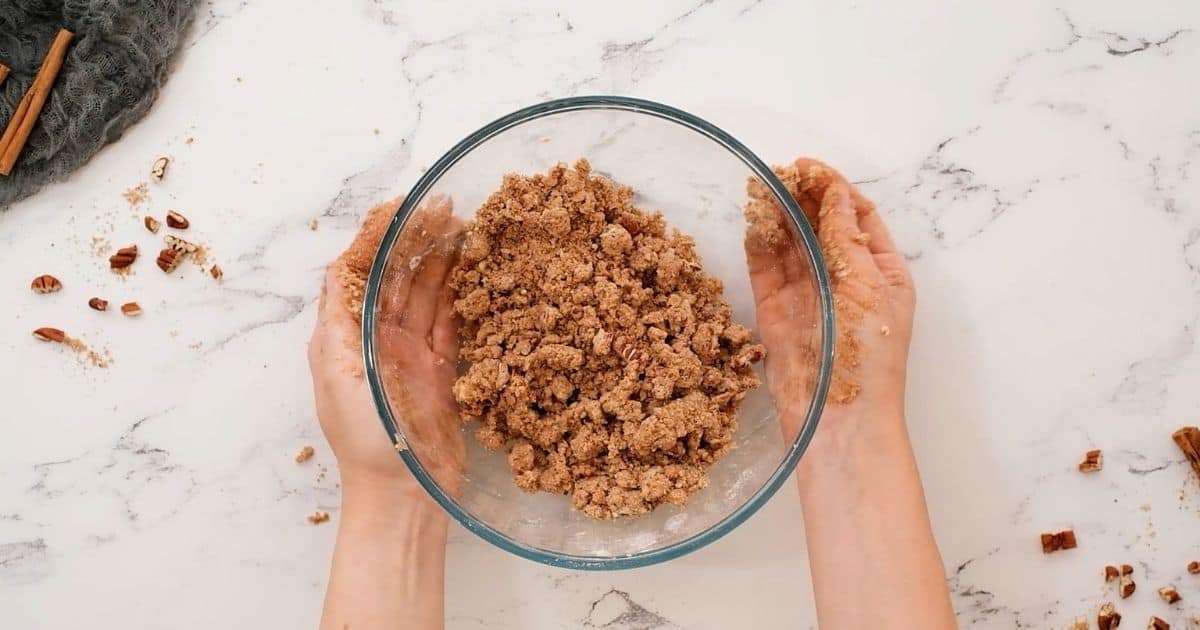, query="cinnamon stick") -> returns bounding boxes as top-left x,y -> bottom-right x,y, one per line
0,64 -> 10,87
0,28 -> 74,176
1173,426 -> 1200,485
